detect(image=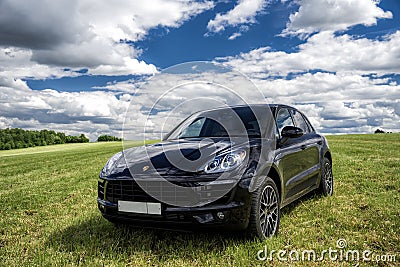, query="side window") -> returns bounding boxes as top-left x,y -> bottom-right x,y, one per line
290,109 -> 310,134
276,108 -> 294,136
